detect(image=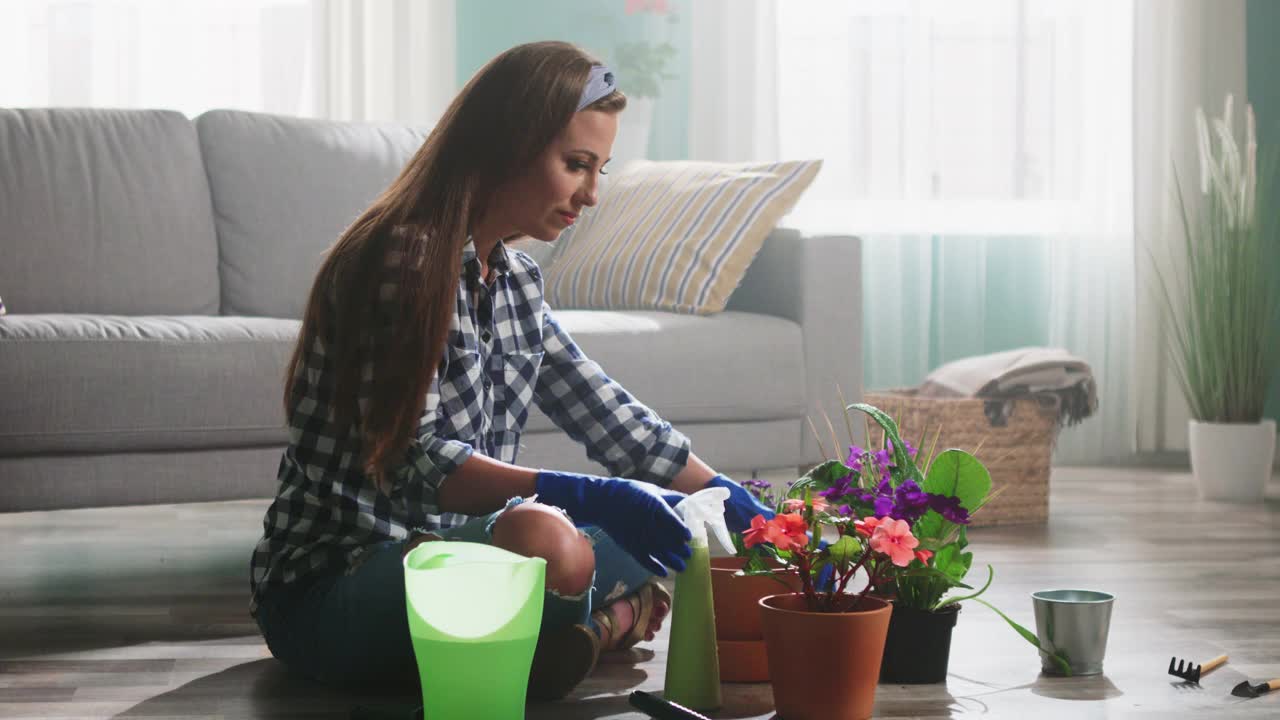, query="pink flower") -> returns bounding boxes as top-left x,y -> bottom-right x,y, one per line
782,496 -> 829,513
742,515 -> 772,549
914,549 -> 934,564
869,517 -> 920,567
741,513 -> 810,552
624,0 -> 668,14
853,515 -> 885,538
770,513 -> 810,551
